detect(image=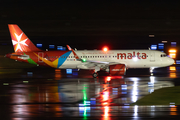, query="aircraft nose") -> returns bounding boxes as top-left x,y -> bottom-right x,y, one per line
168,58 -> 174,65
